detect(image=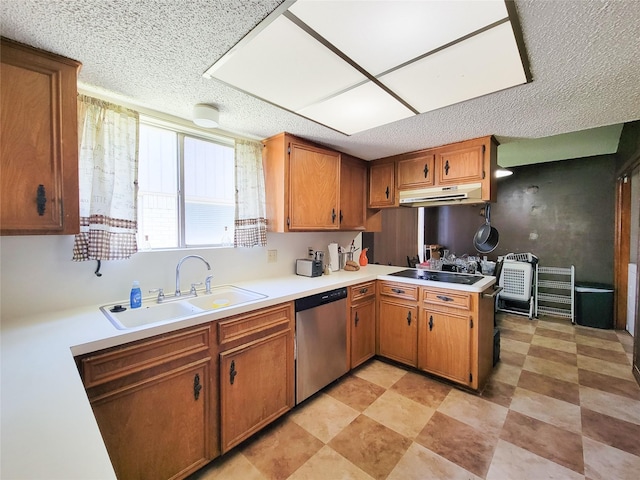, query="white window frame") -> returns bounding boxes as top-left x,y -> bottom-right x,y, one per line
138,115 -> 236,250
